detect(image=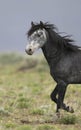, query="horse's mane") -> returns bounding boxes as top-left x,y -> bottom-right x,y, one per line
28,21 -> 80,52
28,21 -> 57,36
